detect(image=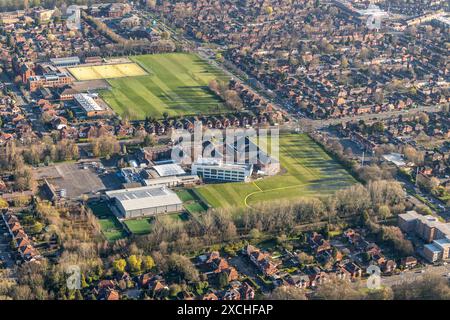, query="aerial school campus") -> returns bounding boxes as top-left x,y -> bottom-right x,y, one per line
2,1 -> 449,303
64,52 -> 356,237
66,51 -> 356,220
